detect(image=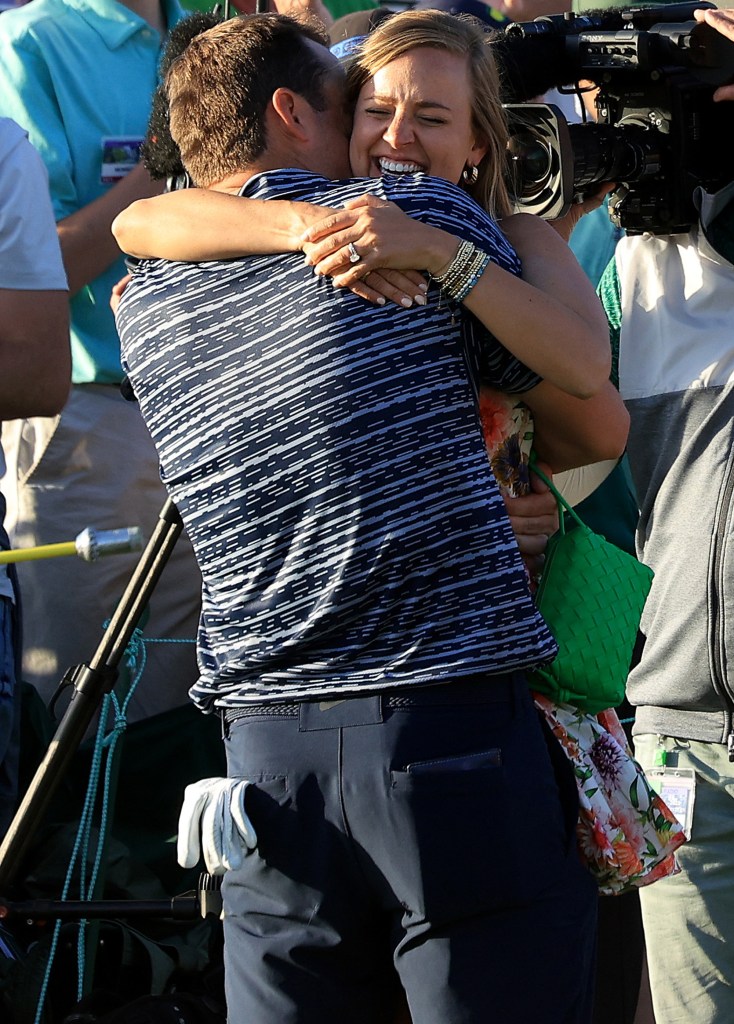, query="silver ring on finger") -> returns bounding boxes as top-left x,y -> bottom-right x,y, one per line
347,242 -> 361,264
